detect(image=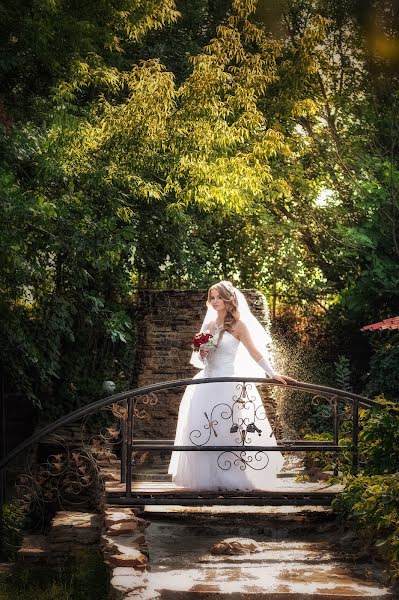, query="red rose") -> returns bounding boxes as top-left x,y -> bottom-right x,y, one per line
191,331 -> 213,351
